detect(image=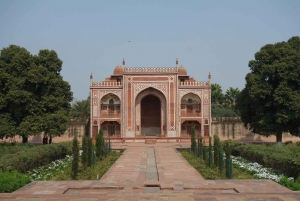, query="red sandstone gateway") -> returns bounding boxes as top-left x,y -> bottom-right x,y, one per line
90,59 -> 211,142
